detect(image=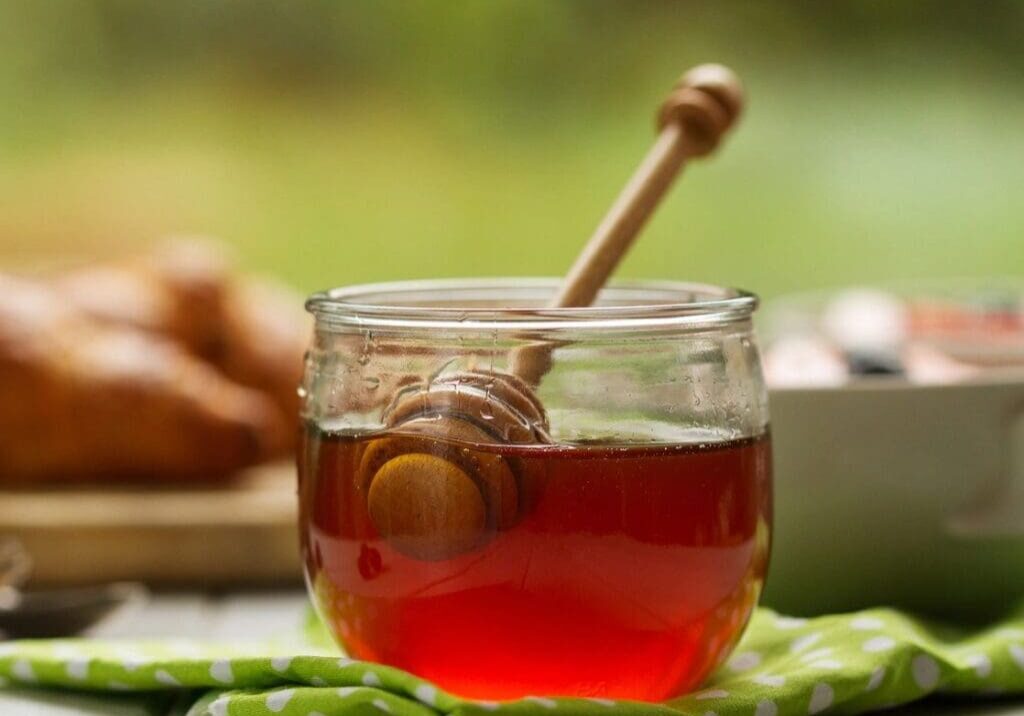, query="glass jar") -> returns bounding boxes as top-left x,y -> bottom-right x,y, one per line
299,279 -> 771,701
